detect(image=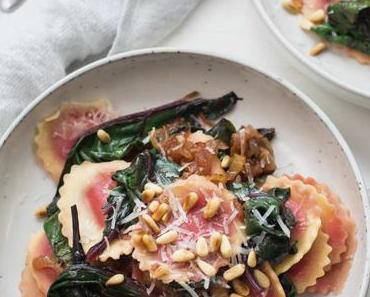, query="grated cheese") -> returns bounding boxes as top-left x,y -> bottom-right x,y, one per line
177,282 -> 200,297
277,214 -> 291,237
147,281 -> 156,295
203,277 -> 210,290
262,205 -> 275,221
121,209 -> 147,224
239,128 -> 246,156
